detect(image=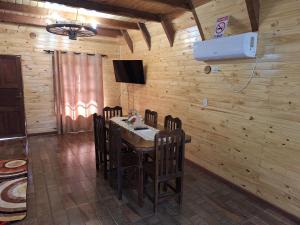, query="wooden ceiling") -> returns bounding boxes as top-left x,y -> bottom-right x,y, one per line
0,0 -> 260,52
88,0 -> 190,15
39,0 -> 191,22
0,0 -> 191,51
